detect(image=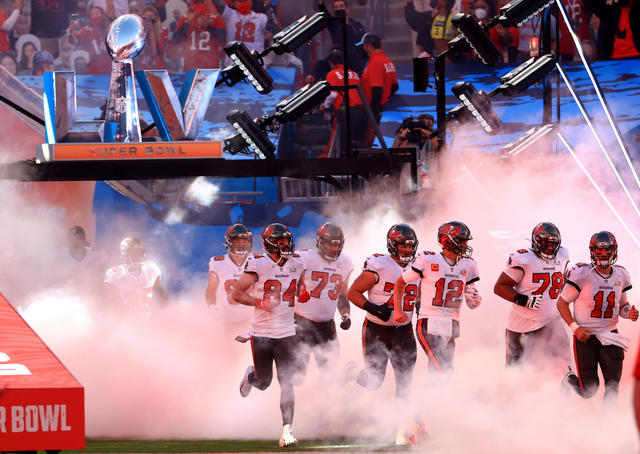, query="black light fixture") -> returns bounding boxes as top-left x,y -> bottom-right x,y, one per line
269,12 -> 328,55
451,81 -> 501,134
495,0 -> 555,27
497,54 -> 557,96
224,81 -> 331,159
500,124 -> 556,157
222,41 -> 273,94
225,109 -> 277,159
451,13 -> 501,66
